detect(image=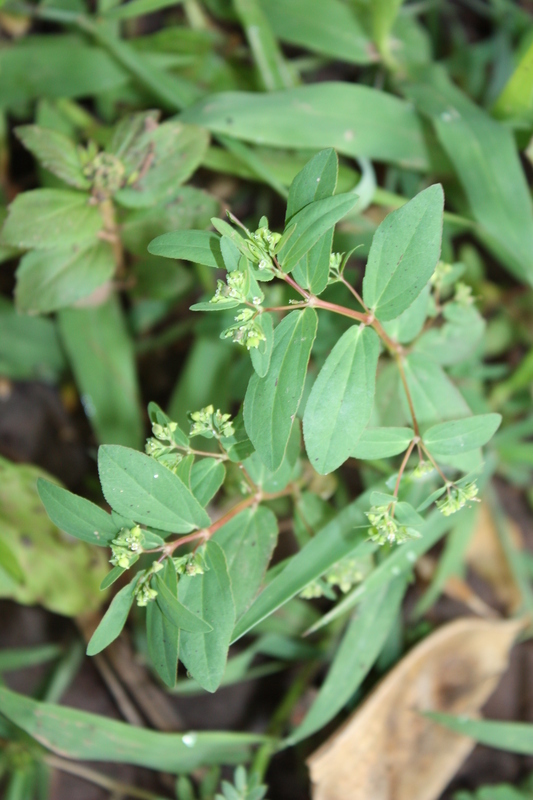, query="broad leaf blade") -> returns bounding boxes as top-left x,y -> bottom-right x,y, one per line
362,184 -> 444,321
58,297 -> 143,449
427,713 -> 533,755
155,574 -> 213,634
98,445 -> 210,533
1,189 -> 102,249
87,582 -> 136,656
404,66 -> 533,285
287,574 -> 407,745
182,84 -> 435,171
352,427 -> 414,459
286,148 -> 338,221
148,230 -> 223,268
190,459 -> 226,507
37,479 -> 118,546
304,325 -> 379,474
232,498 -> 376,642
178,541 -> 236,693
0,687 -> 266,772
249,312 -> 274,377
244,308 -> 318,471
15,125 -> 89,189
423,413 -> 502,456
147,559 -> 180,687
213,506 -> 278,620
259,0 -> 374,66
15,241 -> 115,313
287,149 -> 338,294
278,193 -> 358,272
